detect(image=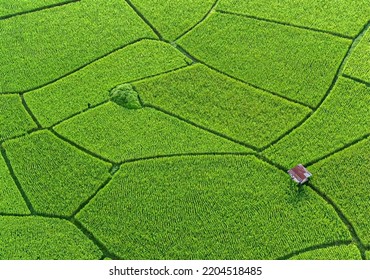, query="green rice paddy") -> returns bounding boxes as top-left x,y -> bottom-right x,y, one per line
0,0 -> 369,260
